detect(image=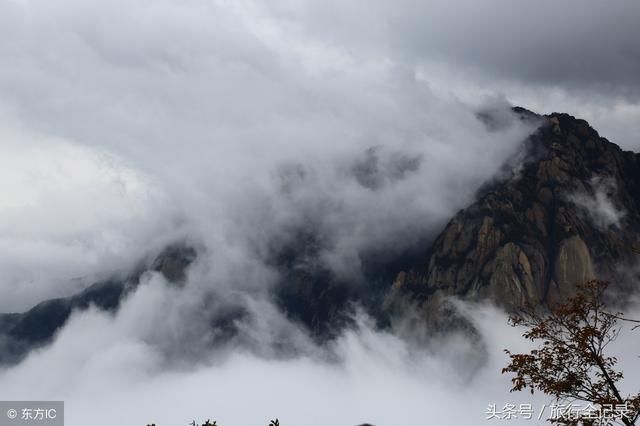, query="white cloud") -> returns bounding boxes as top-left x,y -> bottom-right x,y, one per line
0,125 -> 181,311
0,291 -> 563,426
0,1 -> 638,425
4,288 -> 640,426
0,0 -> 539,309
569,177 -> 626,230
